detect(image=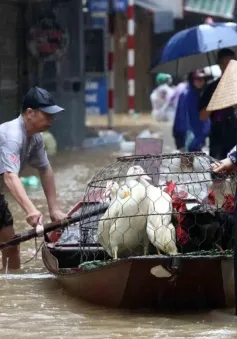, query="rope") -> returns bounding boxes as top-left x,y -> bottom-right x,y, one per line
22,238 -> 44,265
